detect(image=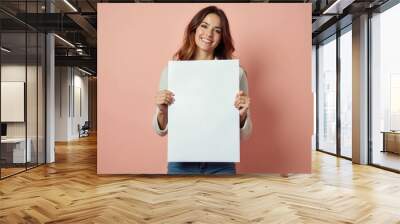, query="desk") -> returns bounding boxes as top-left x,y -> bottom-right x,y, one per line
381,131 -> 400,154
1,138 -> 32,163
